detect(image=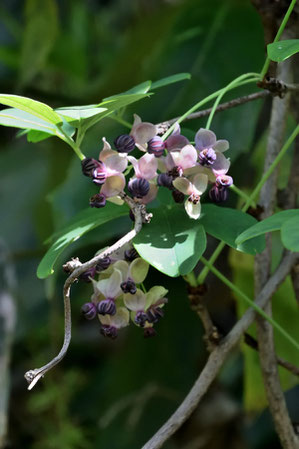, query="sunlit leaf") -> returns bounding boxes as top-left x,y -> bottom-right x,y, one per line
133,204 -> 206,277
151,73 -> 191,90
267,39 -> 299,62
37,203 -> 129,279
0,94 -> 62,125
